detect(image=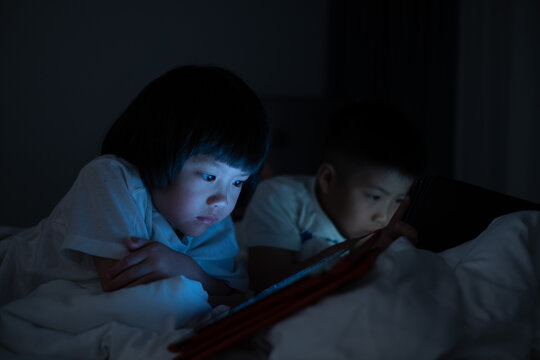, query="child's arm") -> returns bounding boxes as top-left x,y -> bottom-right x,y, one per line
248,196 -> 417,293
93,239 -> 233,298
